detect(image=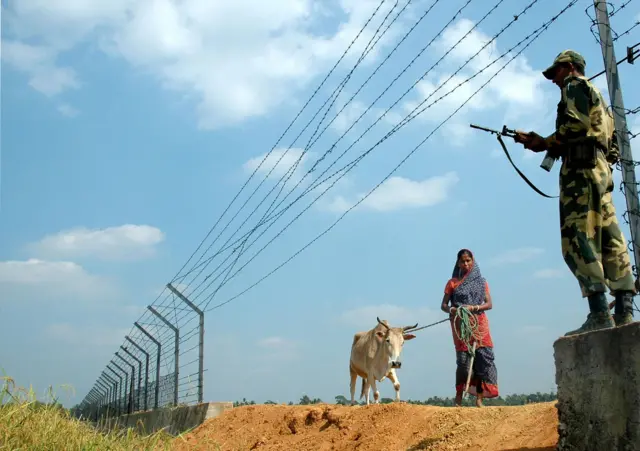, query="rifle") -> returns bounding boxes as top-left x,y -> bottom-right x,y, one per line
469,123 -> 557,199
